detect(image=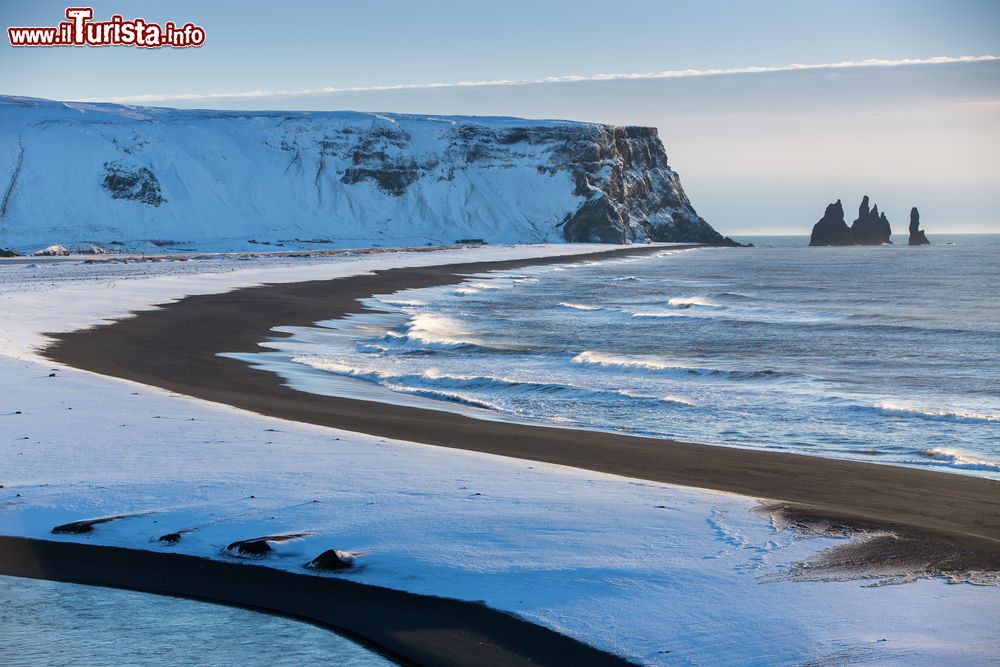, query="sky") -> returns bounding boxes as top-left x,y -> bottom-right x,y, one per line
2,0 -> 999,234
